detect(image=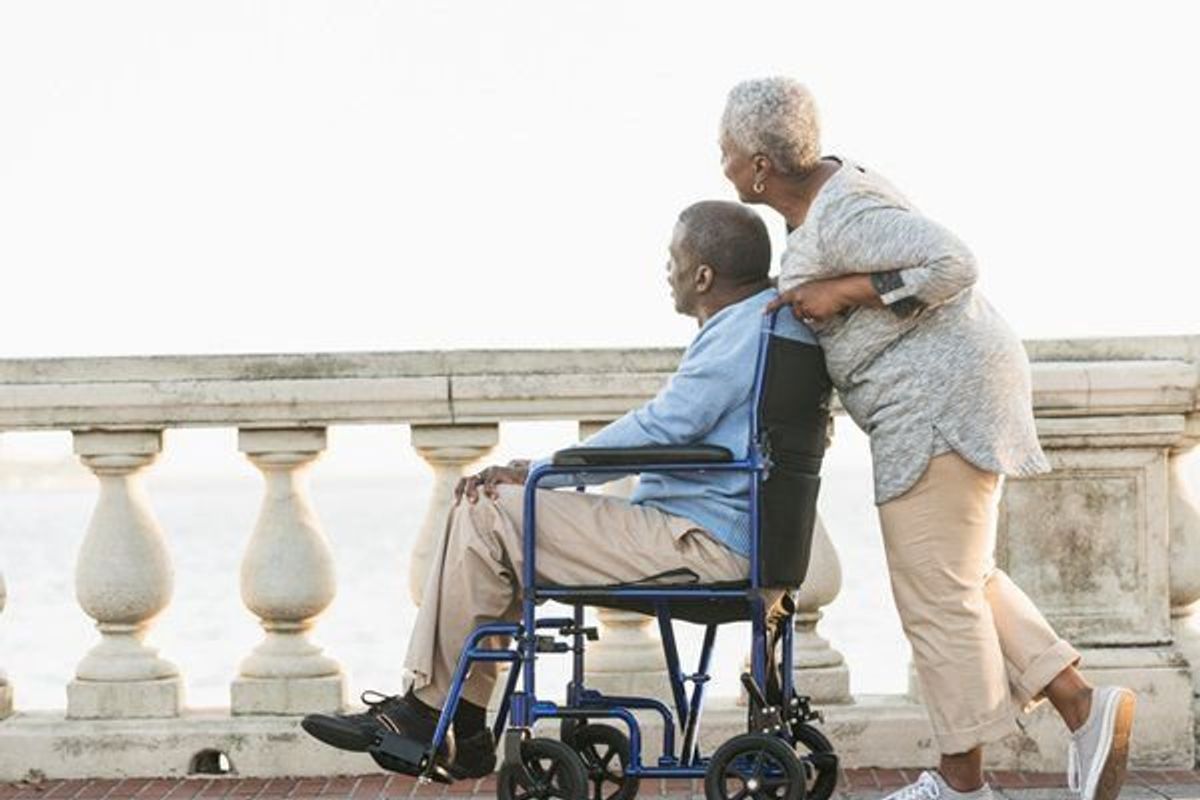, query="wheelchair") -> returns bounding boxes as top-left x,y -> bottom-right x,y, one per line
370,311 -> 837,800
